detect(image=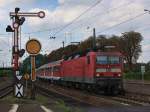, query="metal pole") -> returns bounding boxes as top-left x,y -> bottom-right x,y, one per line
93,28 -> 96,49
19,26 -> 21,50
62,41 -> 64,49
